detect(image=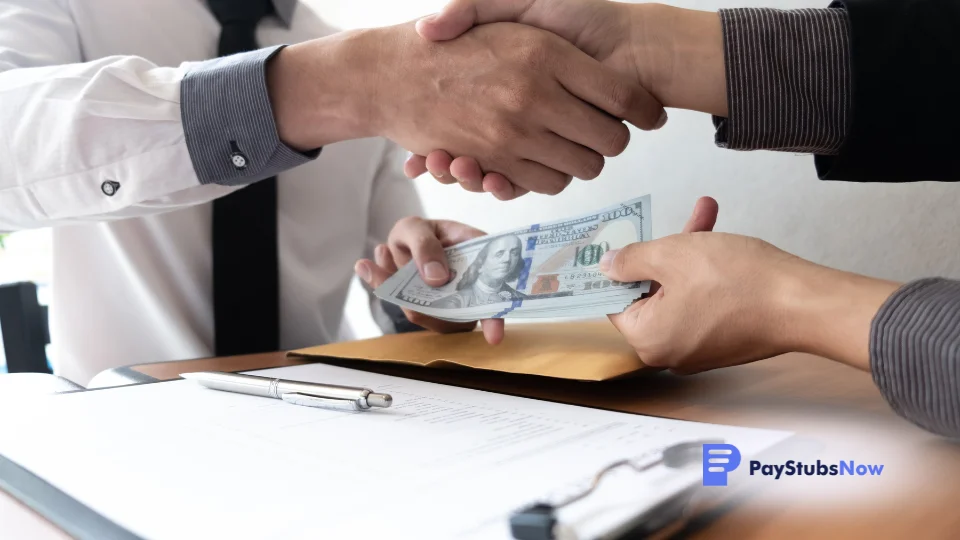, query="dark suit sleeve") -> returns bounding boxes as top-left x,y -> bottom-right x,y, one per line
816,0 -> 960,182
